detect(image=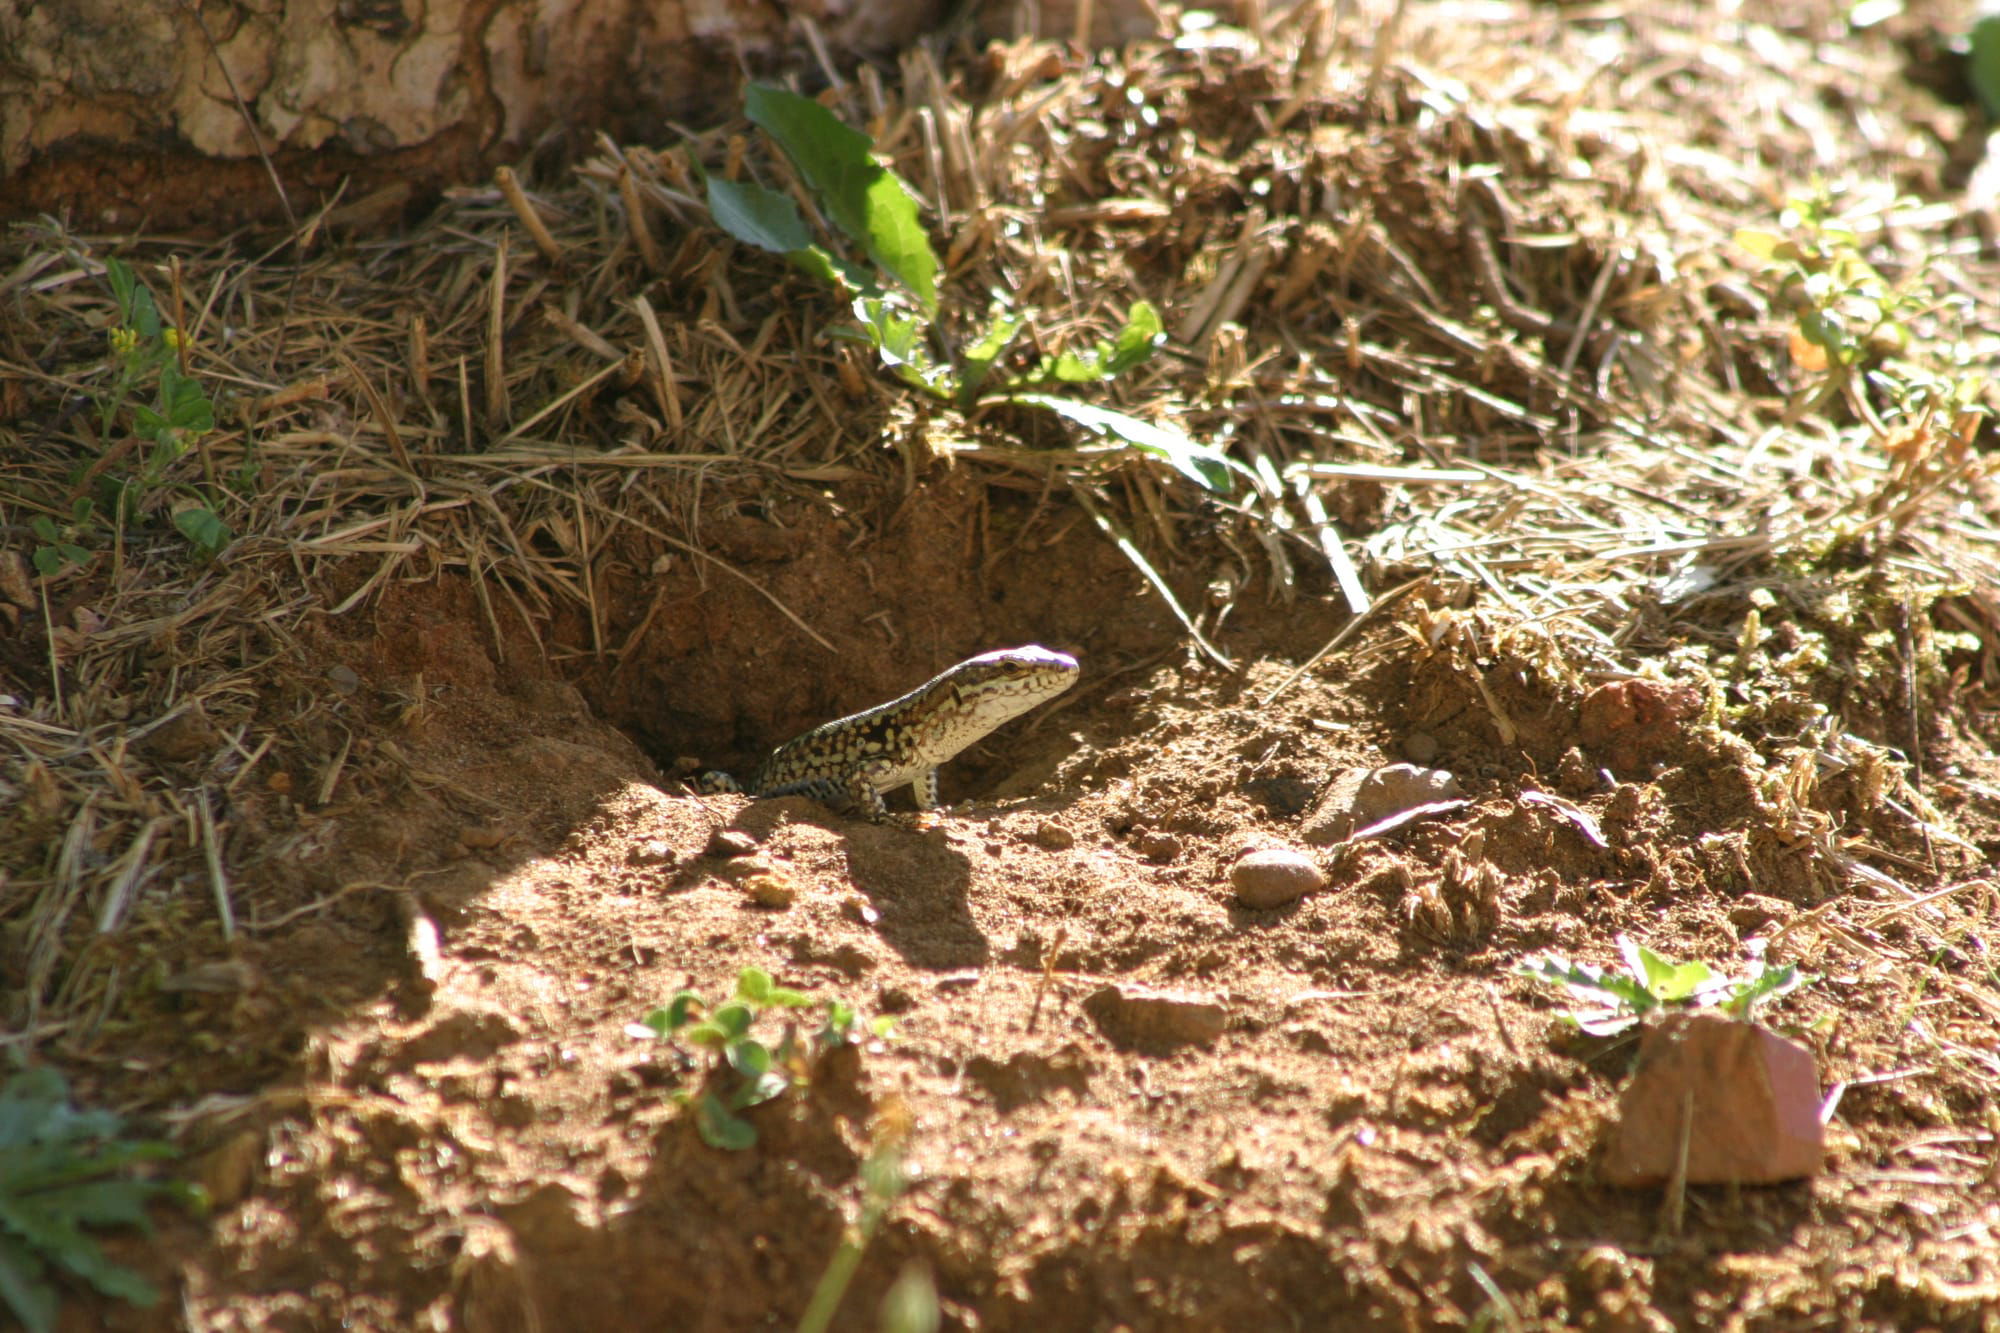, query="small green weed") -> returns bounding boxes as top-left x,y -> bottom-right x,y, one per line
696,85 -> 1237,495
27,502 -> 94,580
1515,936 -> 1811,1037
795,1106 -> 929,1333
630,966 -> 894,1150
1734,184 -> 1985,430
0,1067 -> 201,1333
33,257 -> 230,577
1970,10 -> 2000,118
